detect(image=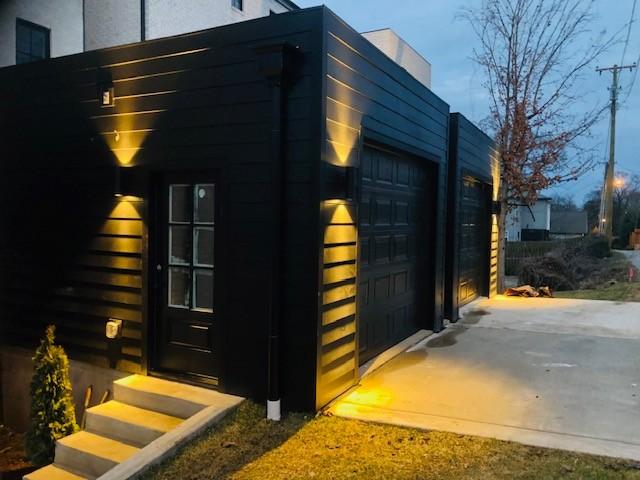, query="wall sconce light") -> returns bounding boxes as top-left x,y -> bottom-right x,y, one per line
114,165 -> 123,198
492,200 -> 502,215
114,165 -> 143,199
325,164 -> 356,200
100,85 -> 115,107
97,68 -> 115,107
